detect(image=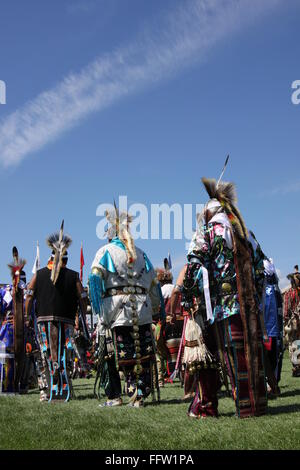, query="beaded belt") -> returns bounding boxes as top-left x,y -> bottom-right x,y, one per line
104,286 -> 147,297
